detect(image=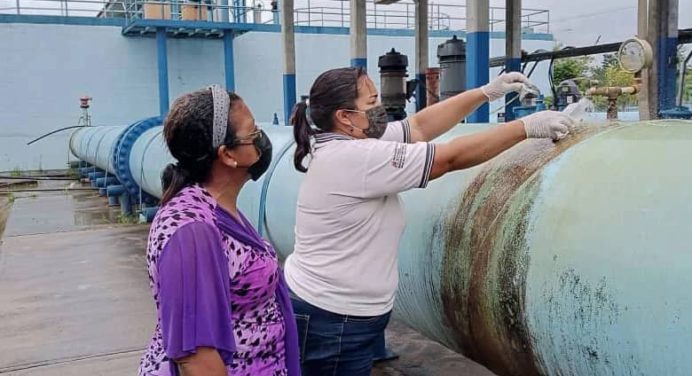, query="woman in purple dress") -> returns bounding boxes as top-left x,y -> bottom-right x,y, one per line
138,85 -> 300,376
